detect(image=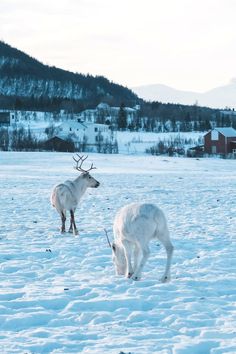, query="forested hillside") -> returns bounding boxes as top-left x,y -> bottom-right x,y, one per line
0,41 -> 139,111
1,41 -> 233,132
